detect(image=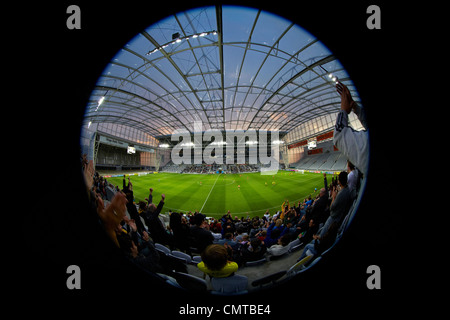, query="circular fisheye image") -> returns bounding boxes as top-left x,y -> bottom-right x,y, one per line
80,5 -> 368,294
